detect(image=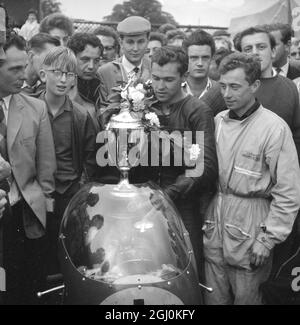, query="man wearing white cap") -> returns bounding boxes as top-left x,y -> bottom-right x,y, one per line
97,16 -> 152,110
